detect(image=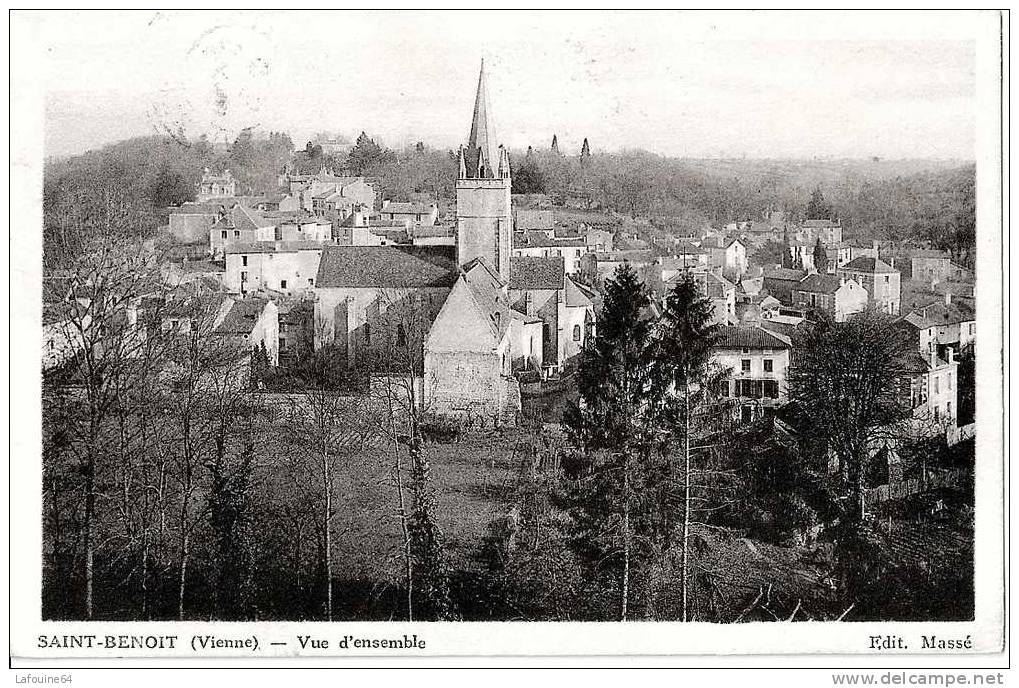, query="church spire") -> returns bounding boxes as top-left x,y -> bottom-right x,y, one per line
466,59 -> 498,178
